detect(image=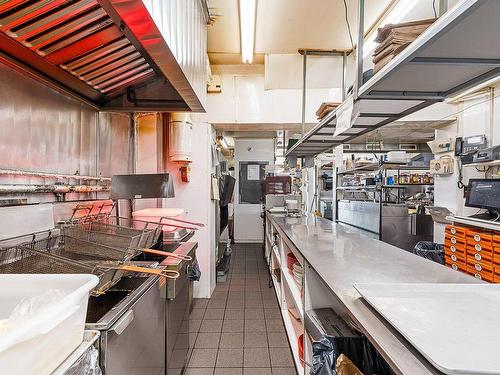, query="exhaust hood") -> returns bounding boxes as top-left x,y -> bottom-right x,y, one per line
0,0 -> 206,112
